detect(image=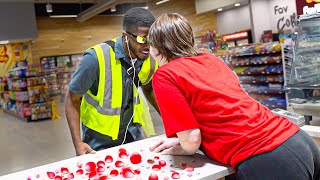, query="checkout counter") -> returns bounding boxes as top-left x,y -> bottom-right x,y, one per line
1,124 -> 319,180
